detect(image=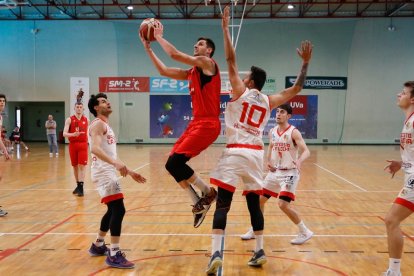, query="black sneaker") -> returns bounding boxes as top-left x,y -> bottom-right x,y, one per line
72,186 -> 79,195
206,251 -> 223,275
247,249 -> 267,266
88,243 -> 108,256
77,185 -> 84,197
